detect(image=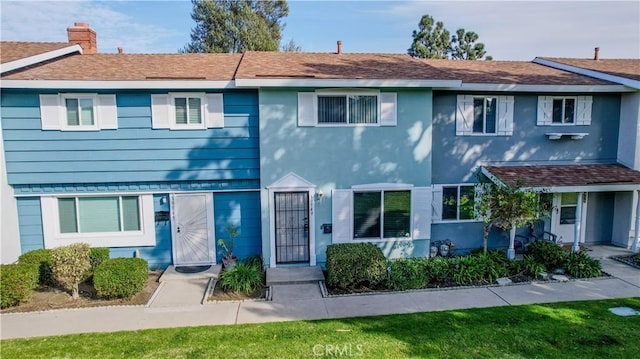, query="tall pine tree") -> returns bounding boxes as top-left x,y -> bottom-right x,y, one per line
182,0 -> 288,53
